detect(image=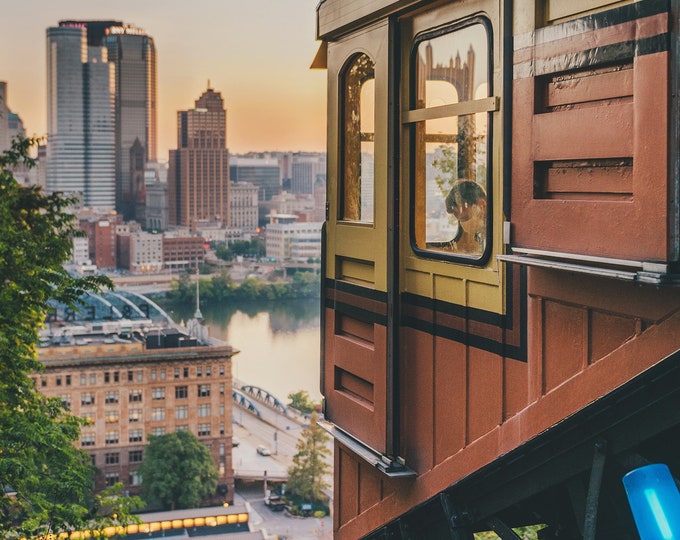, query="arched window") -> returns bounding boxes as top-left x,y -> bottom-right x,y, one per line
341,53 -> 375,222
407,20 -> 493,261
